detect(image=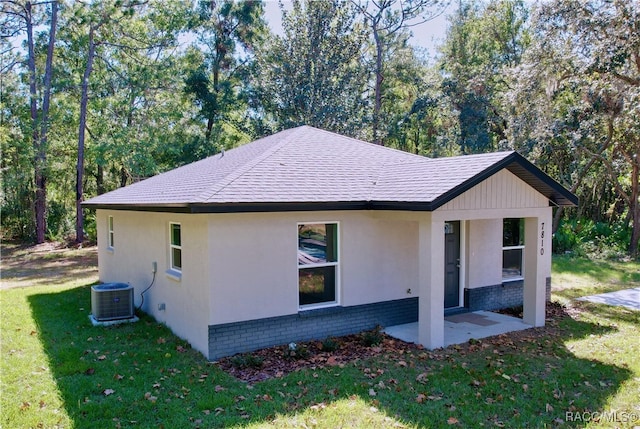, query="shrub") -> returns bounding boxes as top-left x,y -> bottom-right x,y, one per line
284,343 -> 310,360
320,337 -> 339,352
361,326 -> 383,347
46,200 -> 72,241
230,353 -> 264,369
553,218 -> 630,259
